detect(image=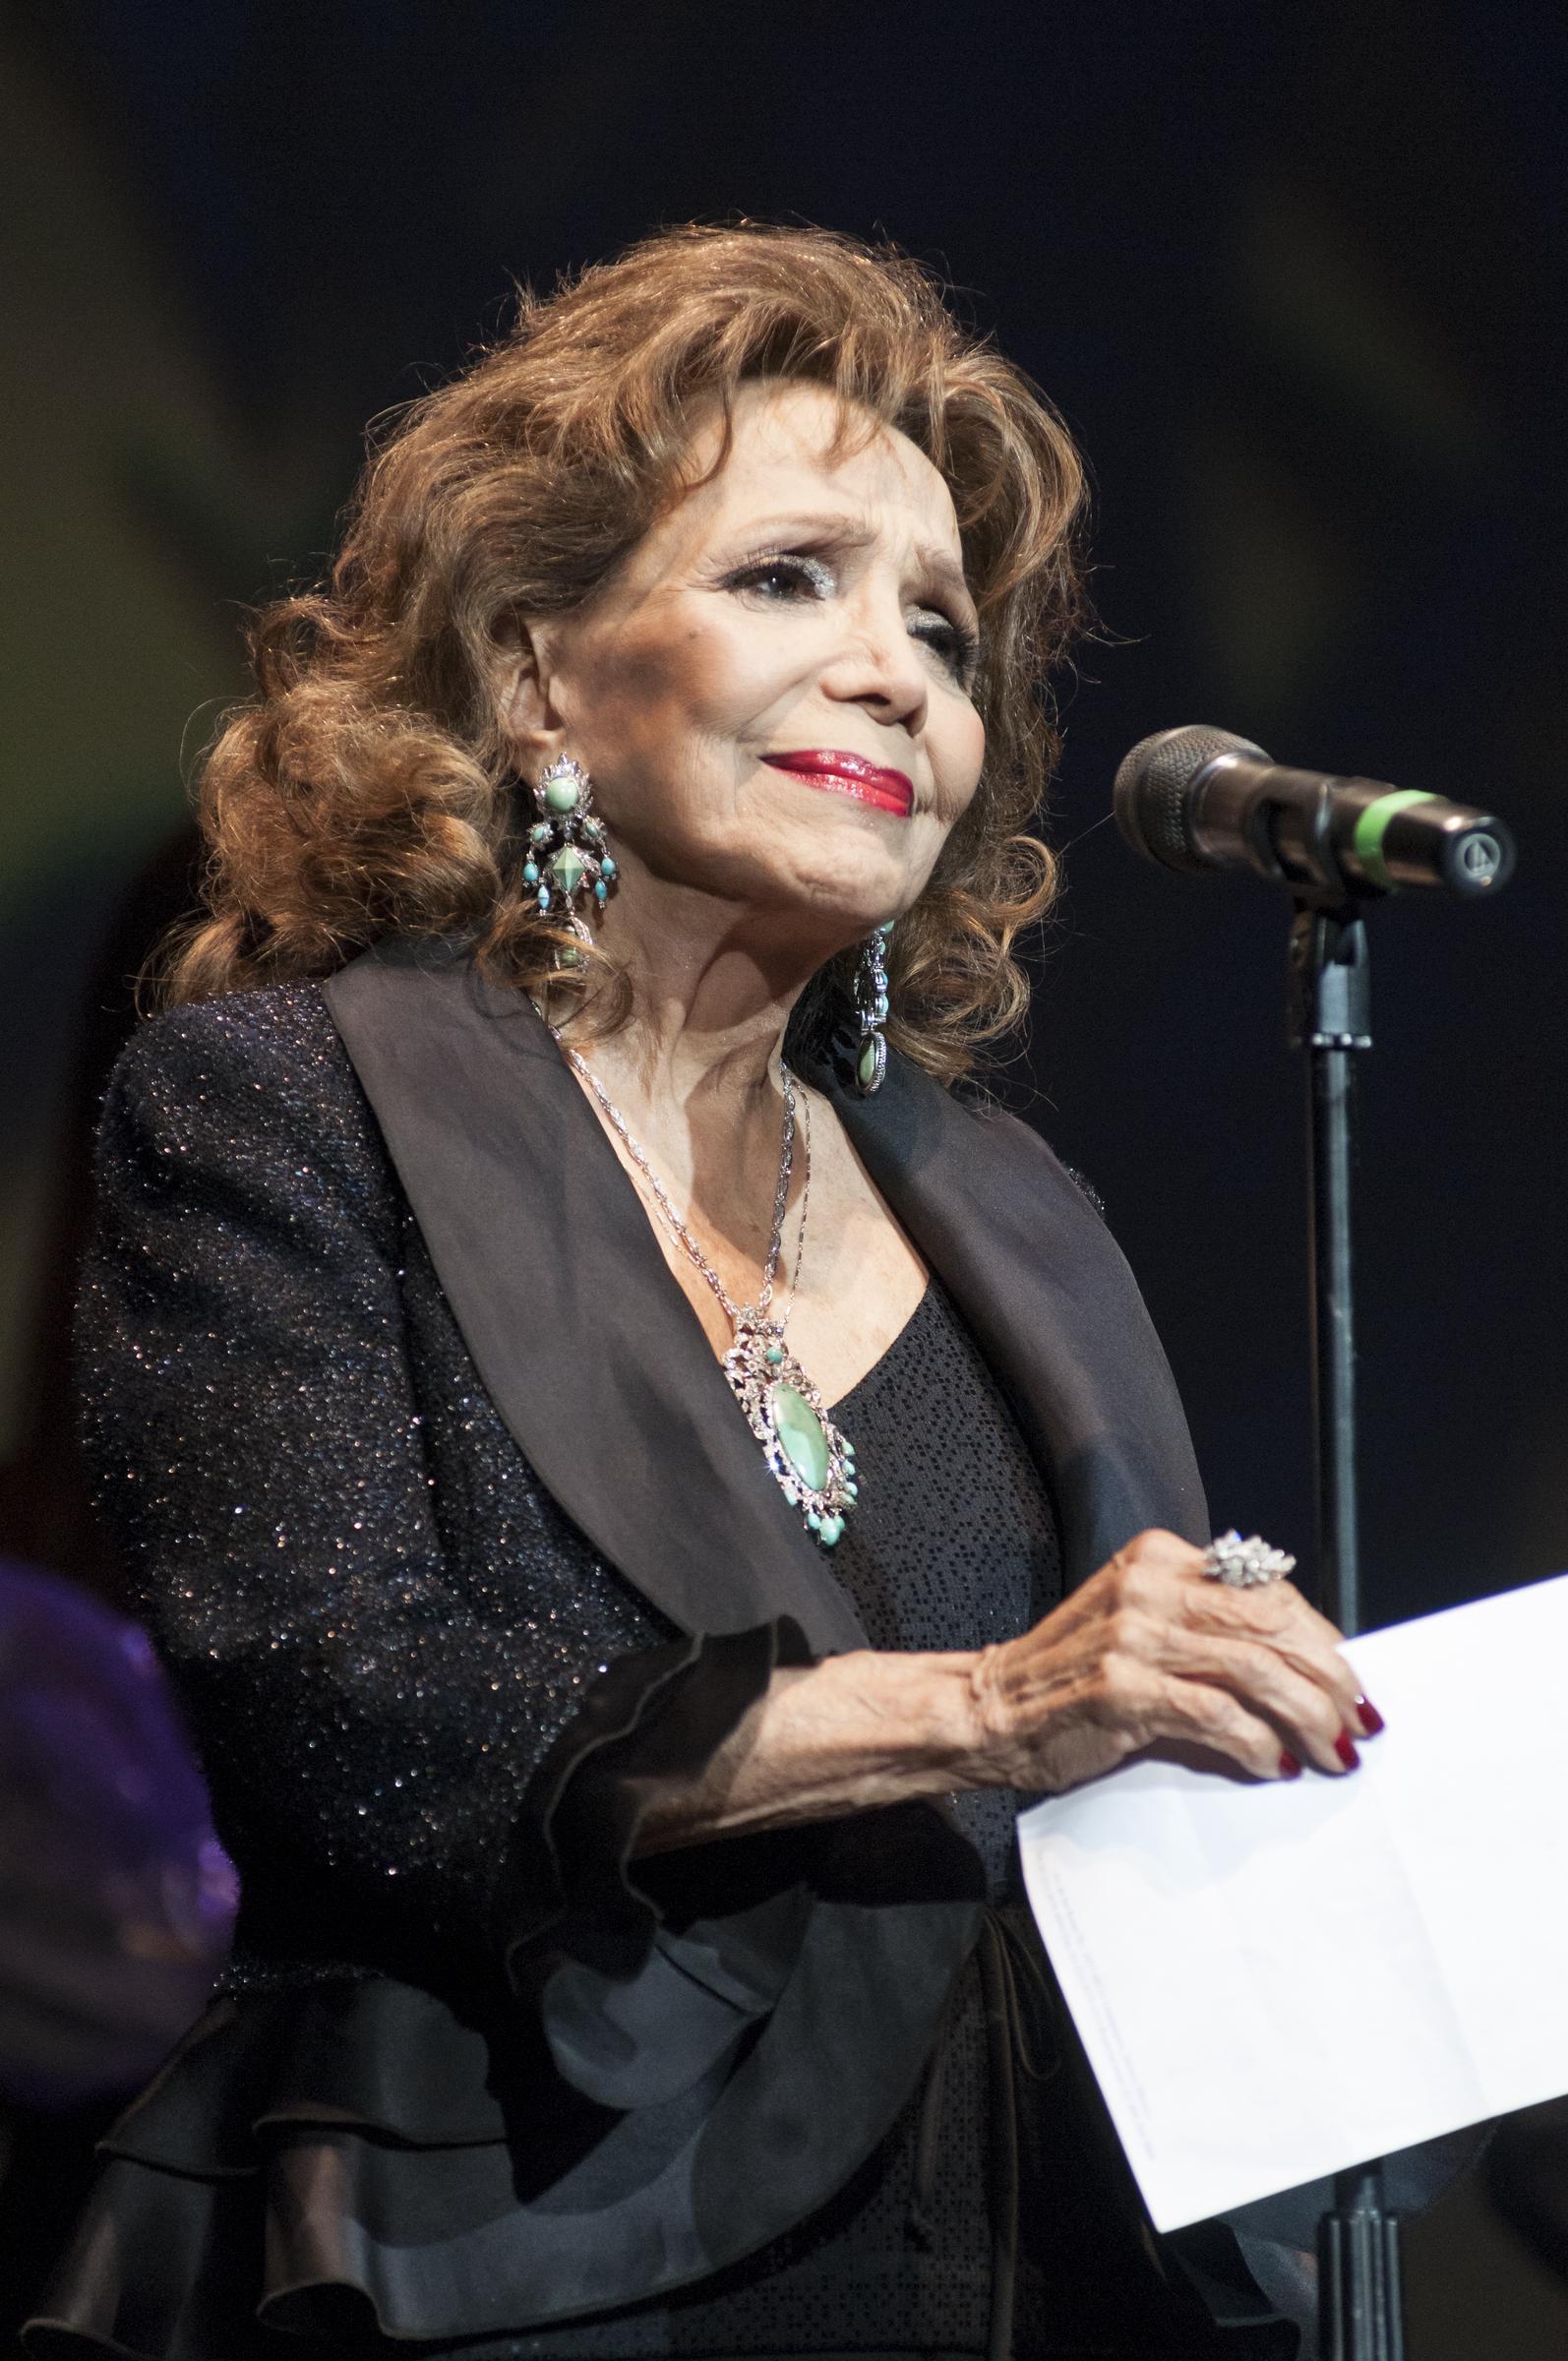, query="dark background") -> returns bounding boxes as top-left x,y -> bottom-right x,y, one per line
0,2 -> 1564,2342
